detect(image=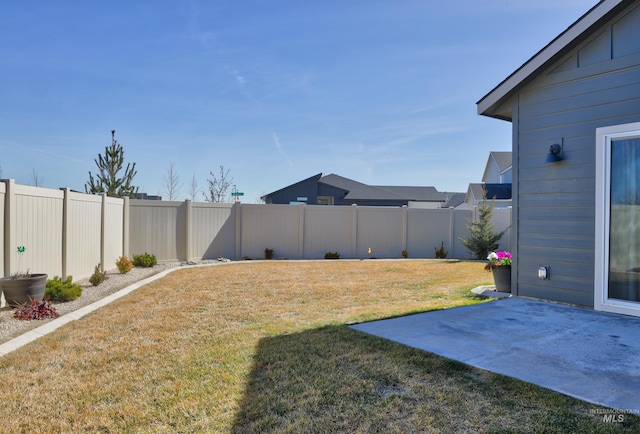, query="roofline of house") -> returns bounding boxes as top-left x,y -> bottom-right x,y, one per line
477,0 -> 624,120
261,173 -> 322,200
482,151 -> 512,181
